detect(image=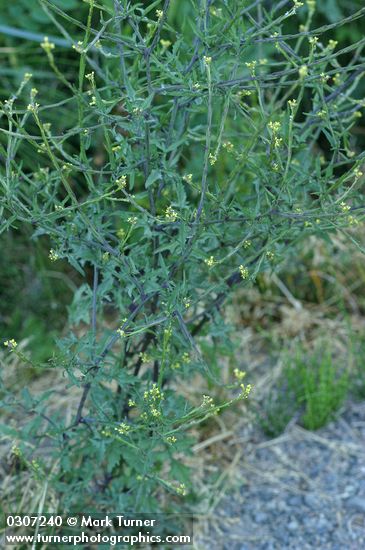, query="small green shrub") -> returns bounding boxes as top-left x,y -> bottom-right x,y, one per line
261,344 -> 349,434
1,0 -> 364,514
288,344 -> 349,430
